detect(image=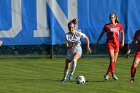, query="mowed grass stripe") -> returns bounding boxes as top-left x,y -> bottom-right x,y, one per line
0,58 -> 140,93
